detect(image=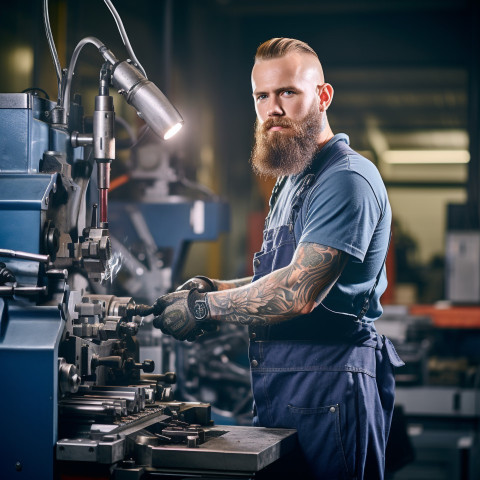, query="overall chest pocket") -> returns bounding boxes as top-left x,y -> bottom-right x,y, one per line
253,241 -> 296,279
252,249 -> 276,278
253,224 -> 296,279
